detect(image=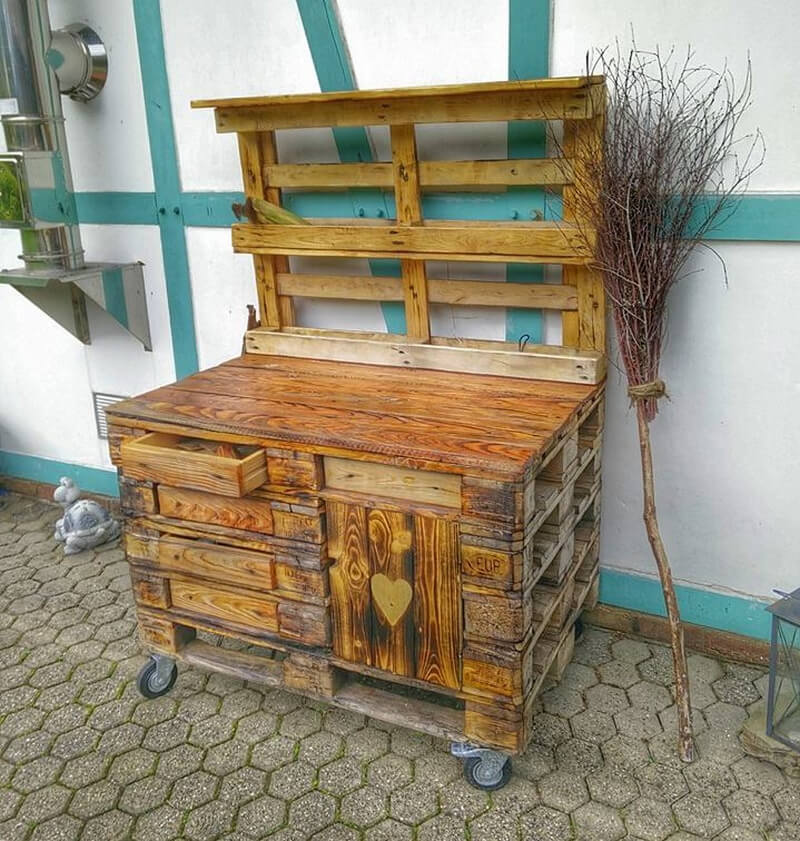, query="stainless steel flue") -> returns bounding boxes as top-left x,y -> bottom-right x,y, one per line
0,0 -> 83,269
0,0 -> 150,350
